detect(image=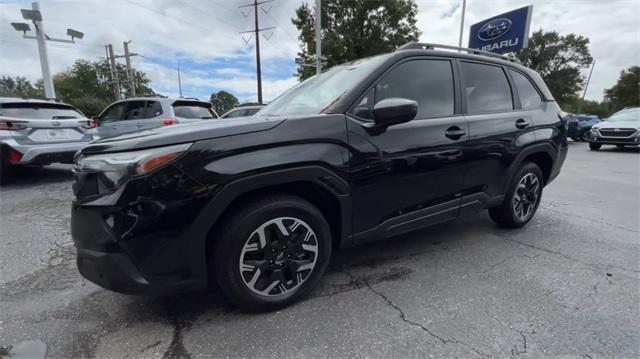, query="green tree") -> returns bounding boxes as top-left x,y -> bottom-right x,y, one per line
0,76 -> 42,98
604,66 -> 640,112
292,0 -> 421,80
210,90 -> 239,115
516,30 -> 593,108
